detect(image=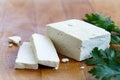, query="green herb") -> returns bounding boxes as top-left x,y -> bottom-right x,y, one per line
86,47 -> 120,80
111,34 -> 120,44
83,13 -> 120,44
83,13 -> 120,80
